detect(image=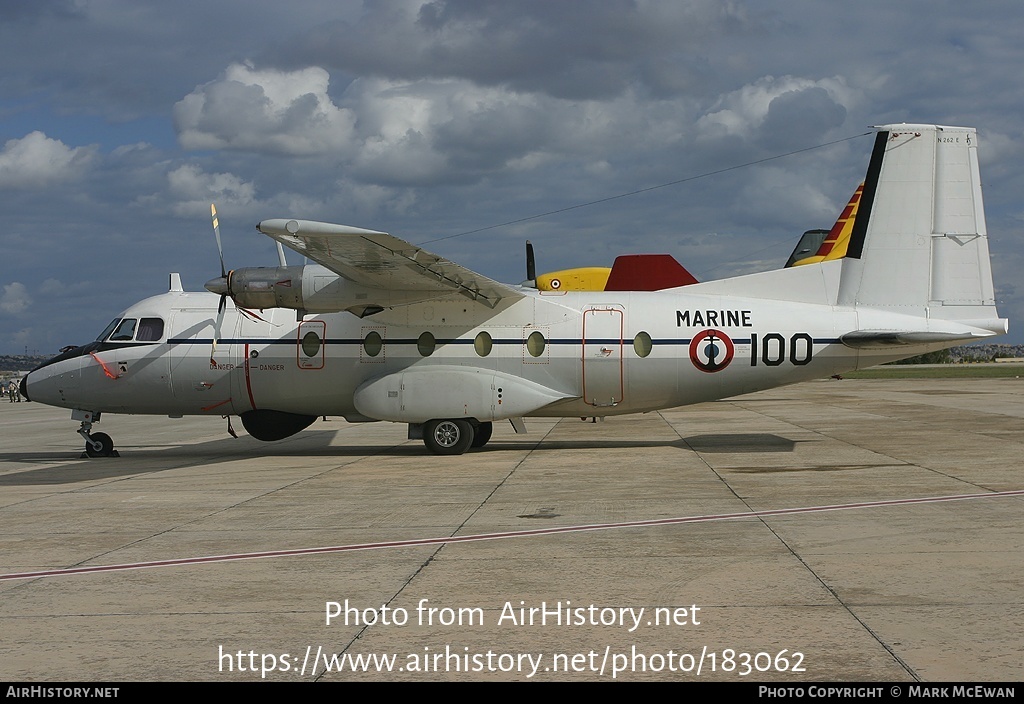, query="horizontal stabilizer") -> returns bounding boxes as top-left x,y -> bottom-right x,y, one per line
840,330 -> 993,349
